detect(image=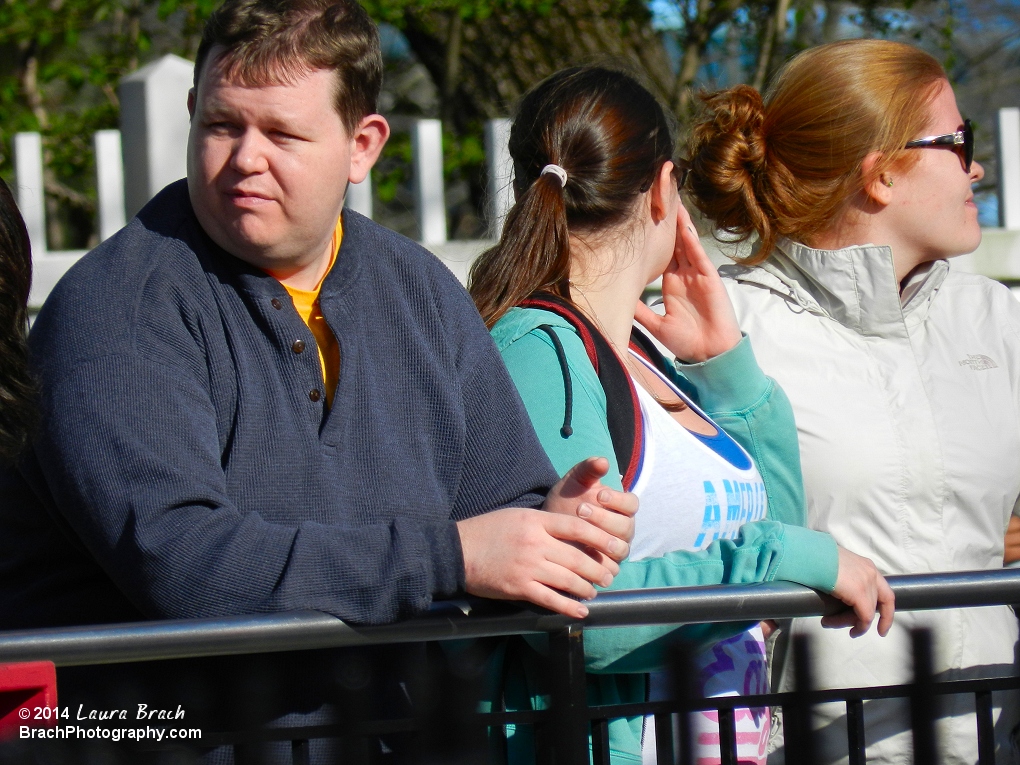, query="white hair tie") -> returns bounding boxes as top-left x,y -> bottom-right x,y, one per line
540,164 -> 568,188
